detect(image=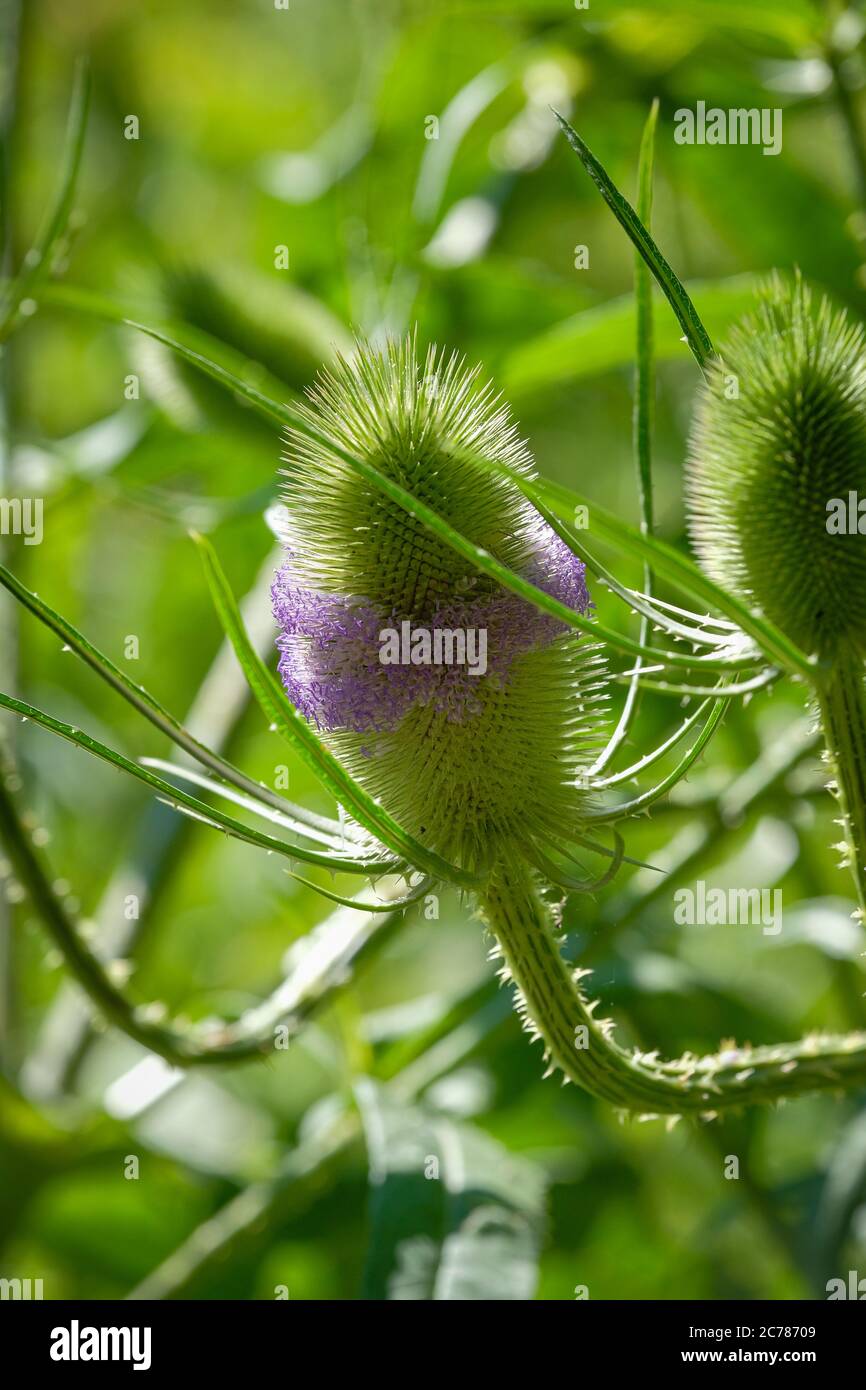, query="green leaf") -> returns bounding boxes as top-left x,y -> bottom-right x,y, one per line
0,59 -> 91,341
0,557 -> 341,840
634,98 -> 658,541
554,110 -> 714,369
192,532 -> 484,890
356,1080 -> 547,1300
0,689 -> 384,874
813,1109 -> 866,1284
503,276 -> 760,397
